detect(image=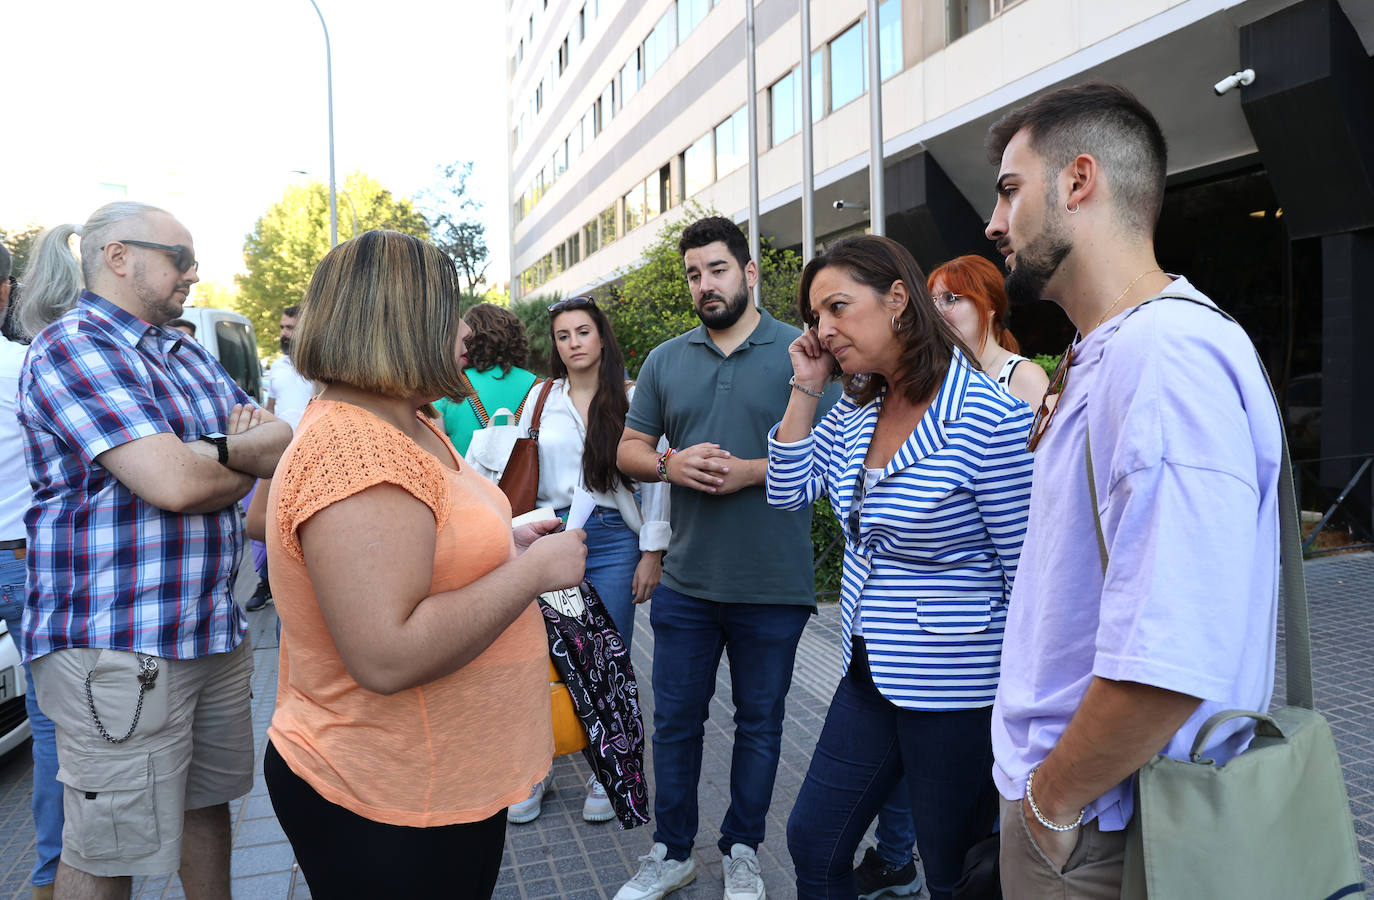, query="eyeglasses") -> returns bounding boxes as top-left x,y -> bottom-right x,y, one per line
547,295 -> 597,314
931,291 -> 967,311
1026,341 -> 1074,452
108,240 -> 199,273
